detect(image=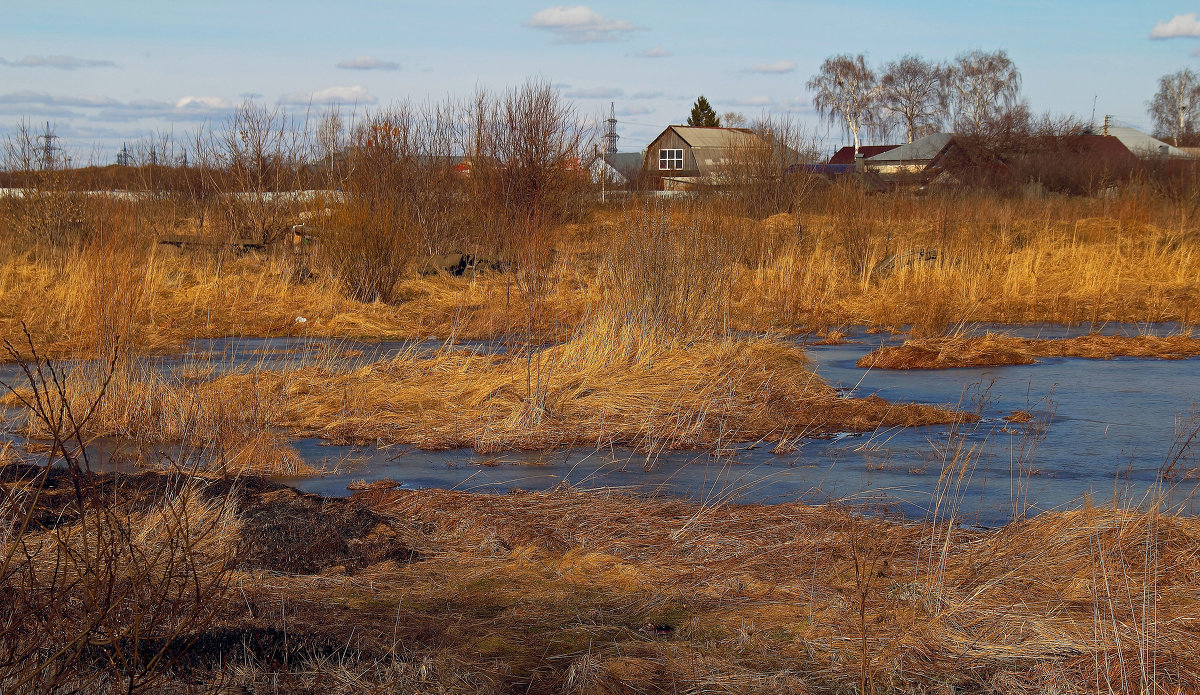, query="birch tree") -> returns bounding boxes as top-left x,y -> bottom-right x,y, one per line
1148,68 -> 1200,146
947,49 -> 1021,134
879,55 -> 947,143
808,54 -> 878,154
